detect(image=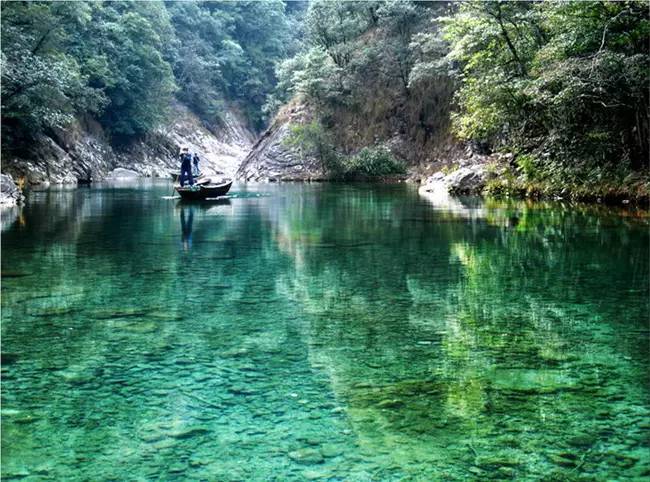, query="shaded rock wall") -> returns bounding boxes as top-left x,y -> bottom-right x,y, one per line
3,102 -> 254,185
